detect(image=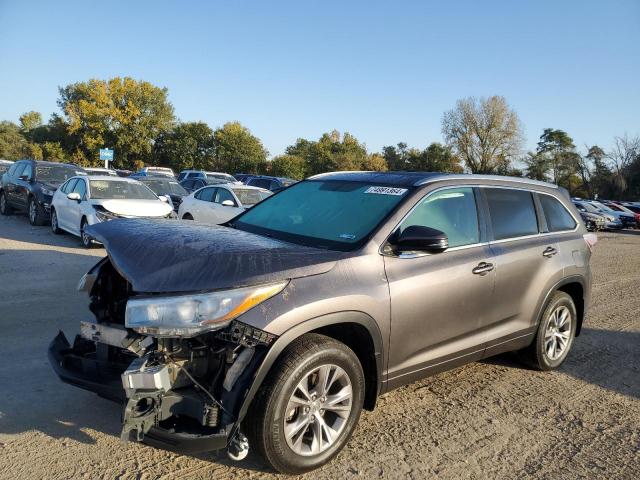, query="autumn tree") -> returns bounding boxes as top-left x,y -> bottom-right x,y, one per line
286,130 -> 367,175
57,77 -> 175,168
362,153 -> 388,171
382,142 -> 462,172
213,121 -> 268,174
441,96 -> 523,173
